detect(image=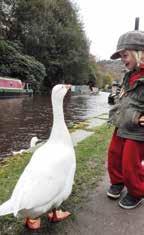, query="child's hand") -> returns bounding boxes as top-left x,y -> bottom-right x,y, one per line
139,115 -> 144,126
